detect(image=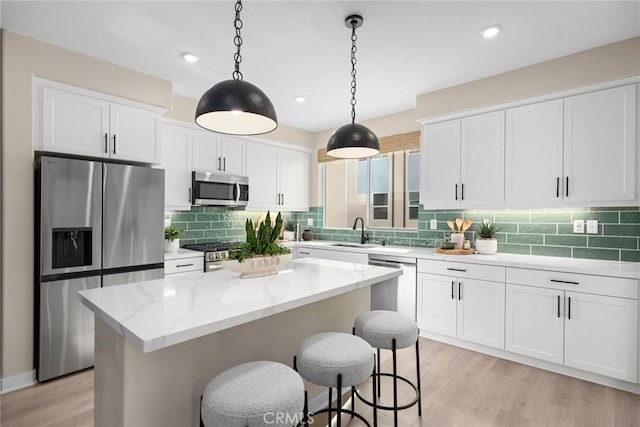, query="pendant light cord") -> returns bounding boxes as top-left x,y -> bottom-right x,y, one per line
350,21 -> 358,124
232,0 -> 243,81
